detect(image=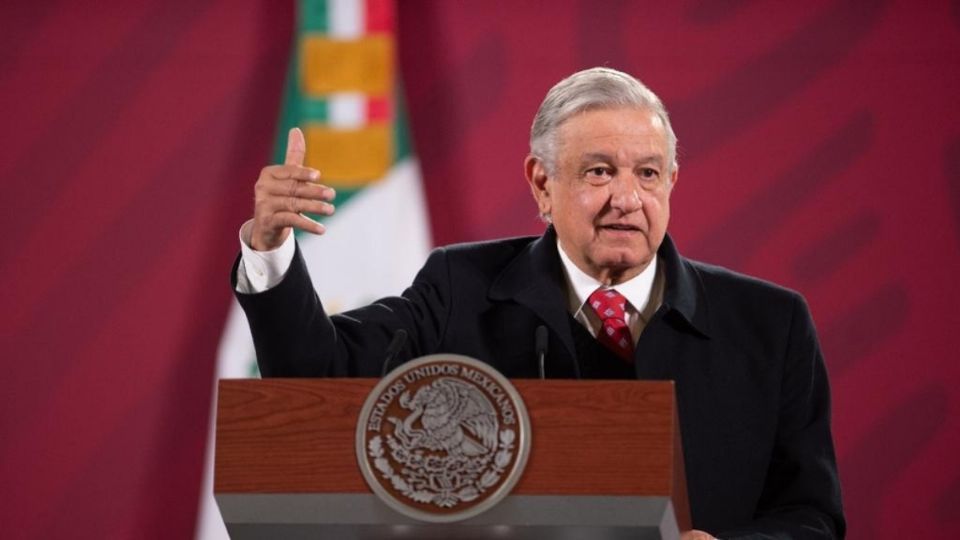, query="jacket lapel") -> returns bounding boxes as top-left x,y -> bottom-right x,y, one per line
487,227 -> 578,364
658,234 -> 711,338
